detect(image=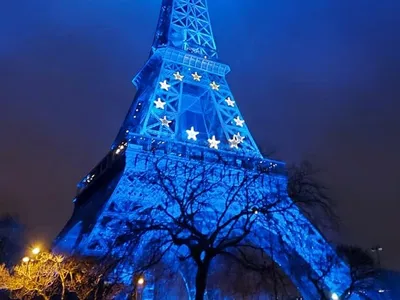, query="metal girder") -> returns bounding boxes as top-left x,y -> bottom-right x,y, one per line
152,0 -> 217,59
135,54 -> 261,155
